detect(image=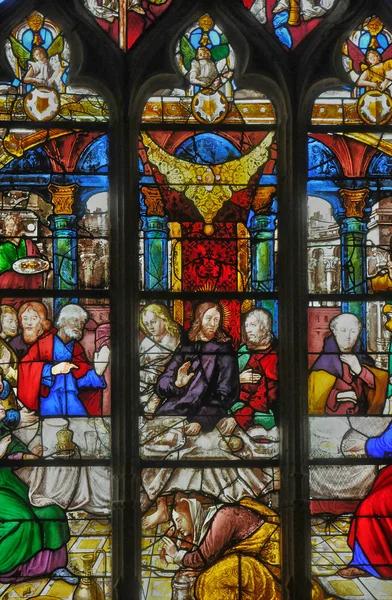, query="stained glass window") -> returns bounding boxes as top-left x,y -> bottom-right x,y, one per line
139,13 -> 281,599
4,2 -> 392,600
83,0 -> 173,51
308,13 -> 392,598
243,0 -> 338,49
0,10 -> 111,600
